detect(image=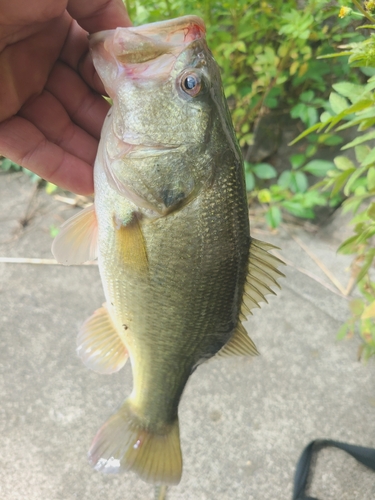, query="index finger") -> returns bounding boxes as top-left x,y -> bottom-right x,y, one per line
63,0 -> 132,95
67,0 -> 132,33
